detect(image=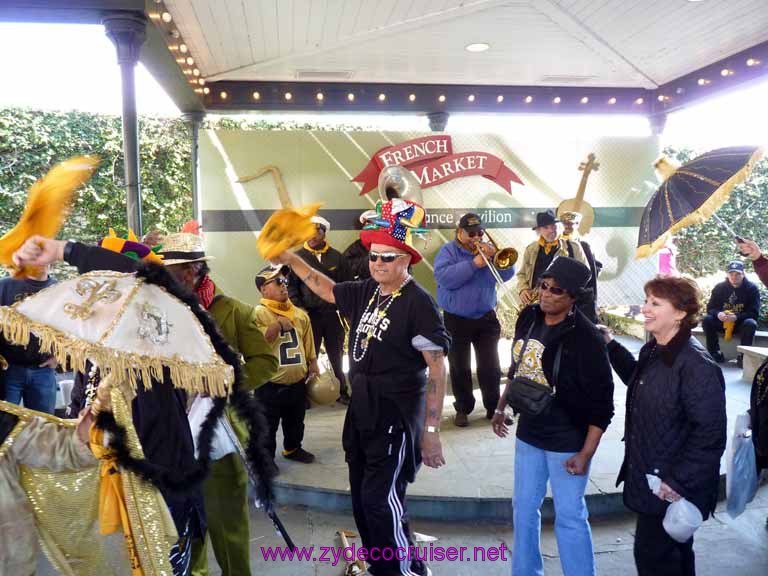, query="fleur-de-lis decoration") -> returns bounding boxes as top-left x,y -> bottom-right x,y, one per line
64,278 -> 122,320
